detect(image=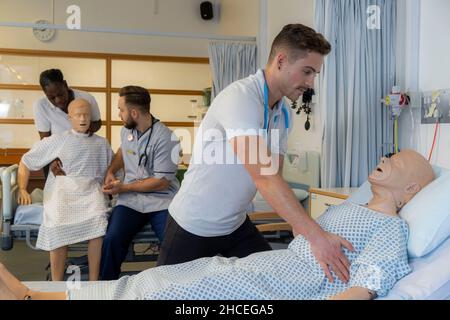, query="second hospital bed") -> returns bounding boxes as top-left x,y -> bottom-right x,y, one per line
0,164 -> 169,276
1,164 -> 293,277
